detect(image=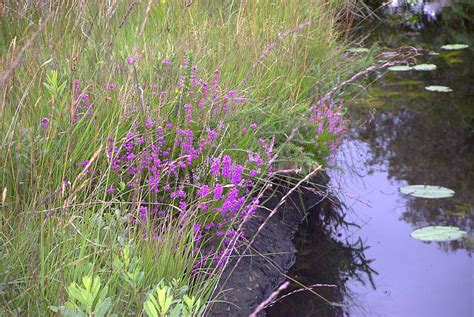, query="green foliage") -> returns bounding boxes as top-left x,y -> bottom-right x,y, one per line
50,274 -> 113,317
113,244 -> 145,289
144,280 -> 205,317
43,70 -> 67,100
